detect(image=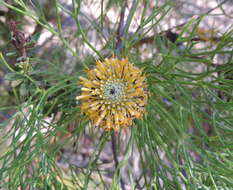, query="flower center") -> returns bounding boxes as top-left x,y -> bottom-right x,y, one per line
102,81 -> 125,103
110,88 -> 116,95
